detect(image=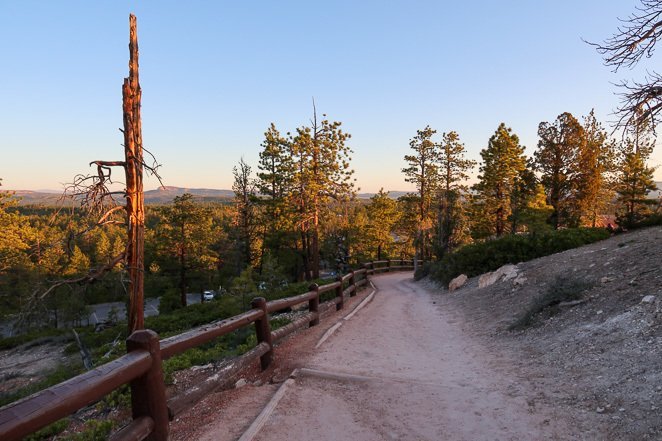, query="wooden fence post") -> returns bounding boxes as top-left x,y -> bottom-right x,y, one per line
126,330 -> 169,441
308,283 -> 320,327
349,271 -> 356,297
251,297 -> 273,370
335,276 -> 344,311
387,260 -> 391,272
